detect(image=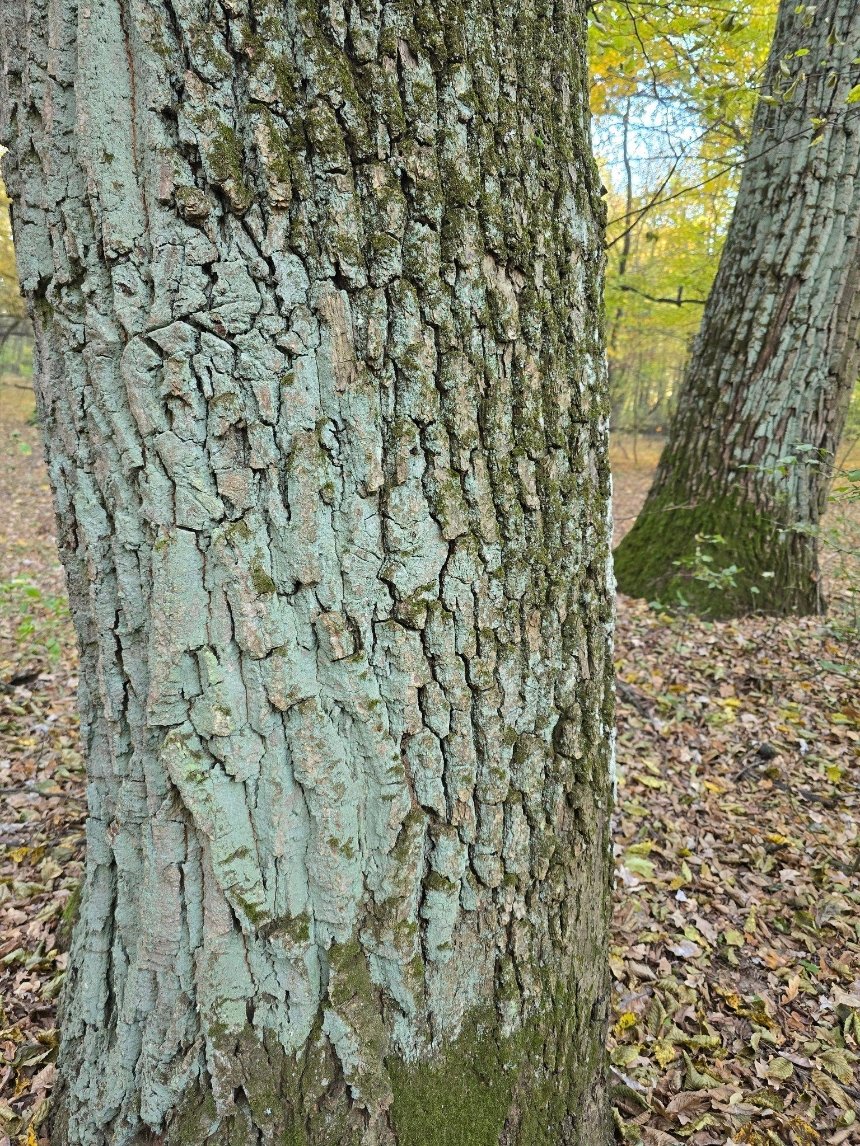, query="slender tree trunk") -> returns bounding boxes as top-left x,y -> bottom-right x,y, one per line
605,99 -> 633,413
0,2 -> 614,1143
614,0 -> 860,616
